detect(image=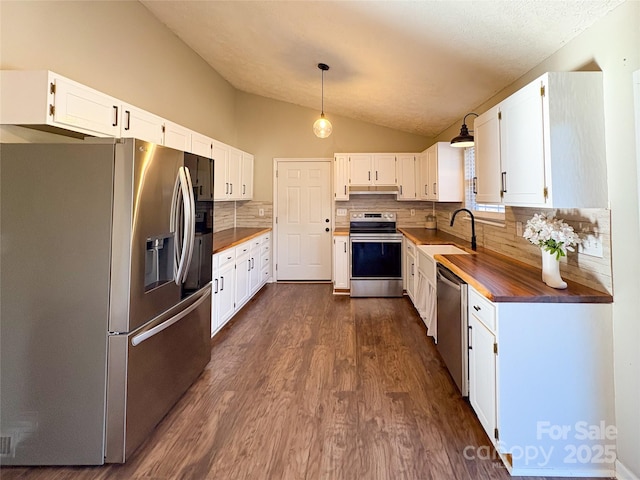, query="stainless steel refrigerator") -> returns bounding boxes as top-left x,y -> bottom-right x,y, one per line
0,138 -> 212,465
